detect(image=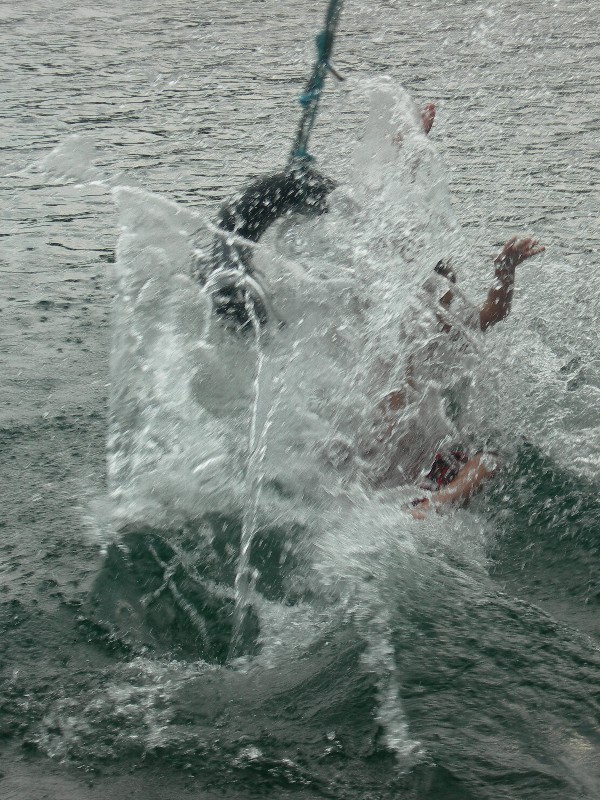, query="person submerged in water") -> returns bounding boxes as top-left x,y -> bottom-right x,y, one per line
369,234 -> 545,518
211,96 -> 543,517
